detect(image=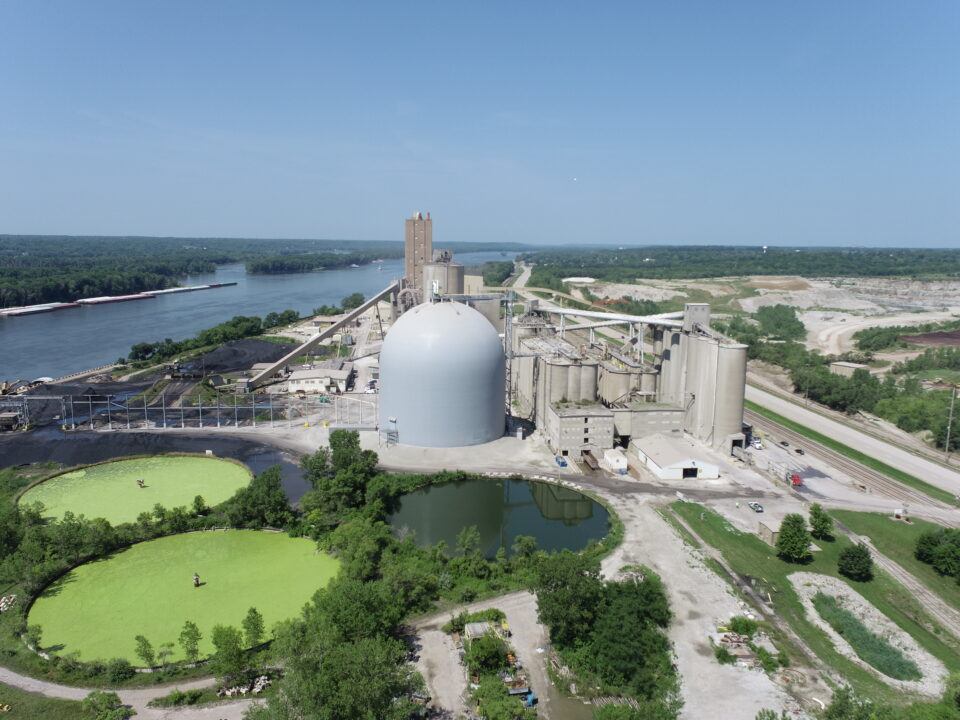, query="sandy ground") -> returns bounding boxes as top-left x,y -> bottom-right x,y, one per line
789,572 -> 947,697
600,498 -> 798,720
801,308 -> 960,355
